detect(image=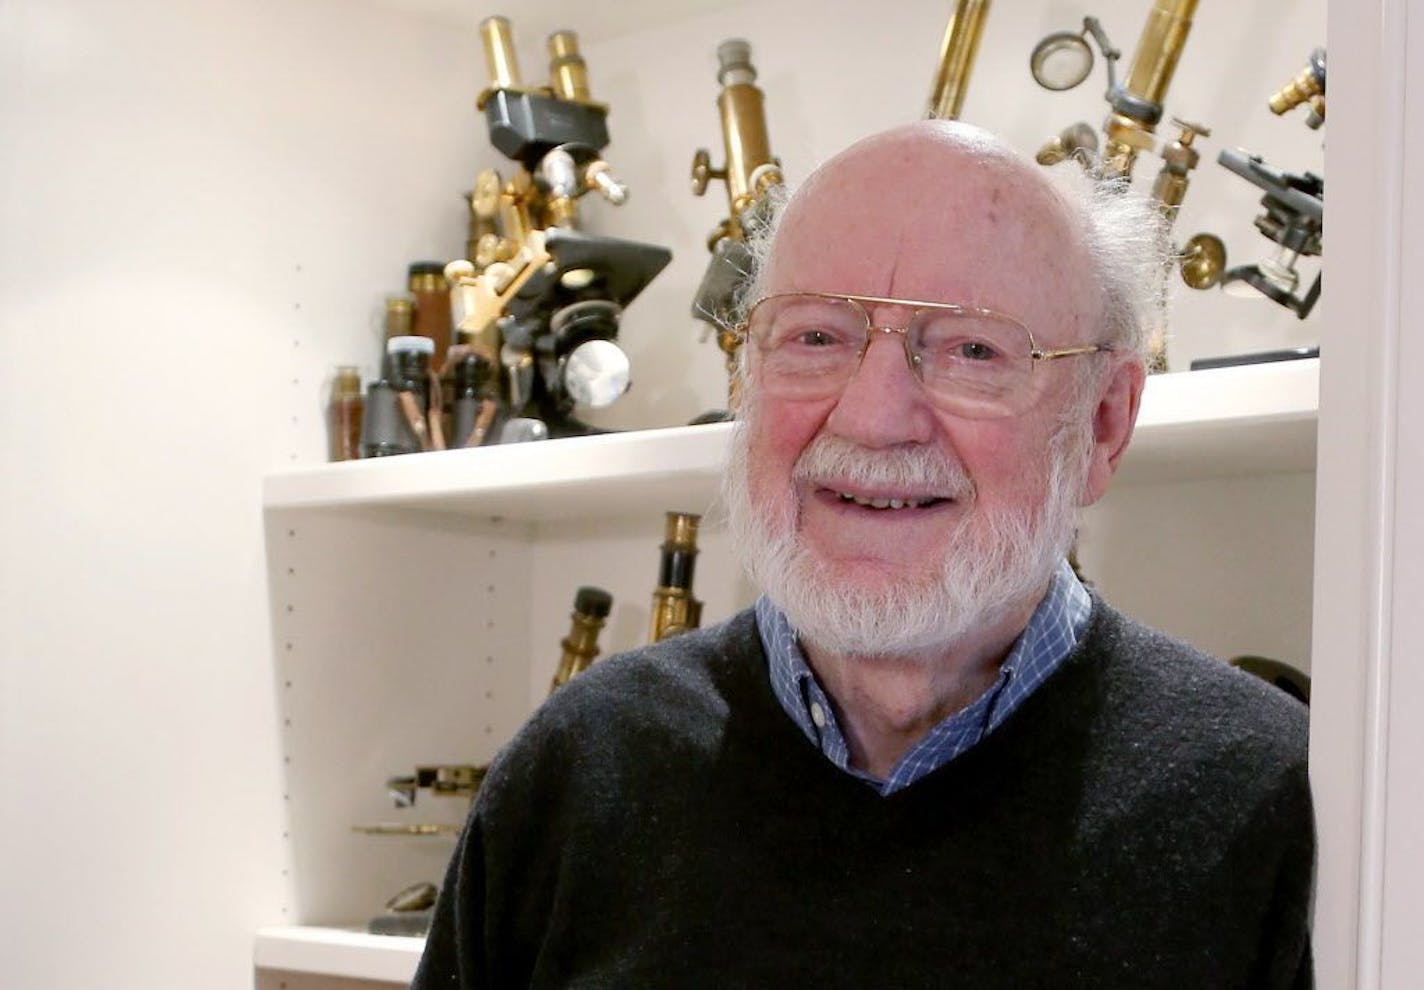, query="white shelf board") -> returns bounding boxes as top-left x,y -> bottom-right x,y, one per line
254,926 -> 424,983
263,358 -> 1320,521
1120,357 -> 1318,485
264,421 -> 732,521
